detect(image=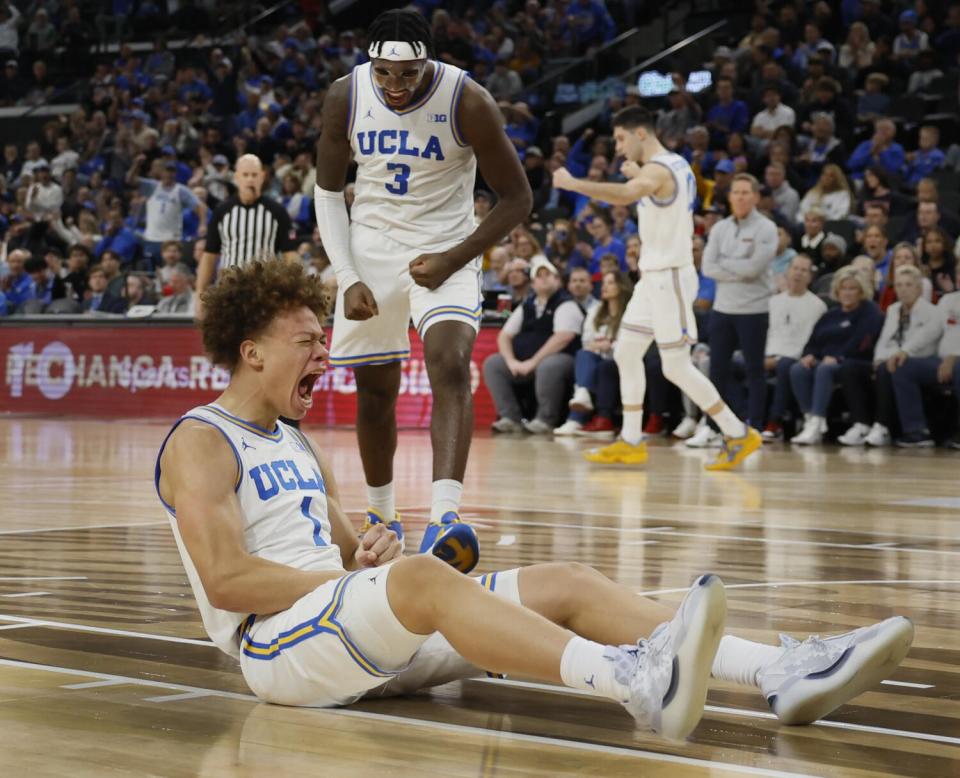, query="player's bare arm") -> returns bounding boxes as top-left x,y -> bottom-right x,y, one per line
315,77 -> 378,321
408,79 -> 533,291
159,423 -> 340,614
552,160 -> 672,206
